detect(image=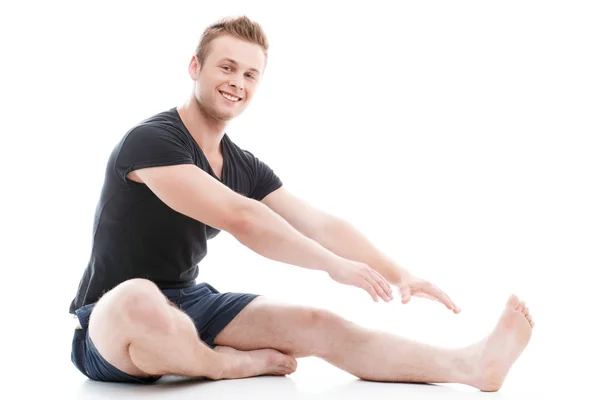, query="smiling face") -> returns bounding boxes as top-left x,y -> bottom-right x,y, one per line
190,34 -> 266,122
